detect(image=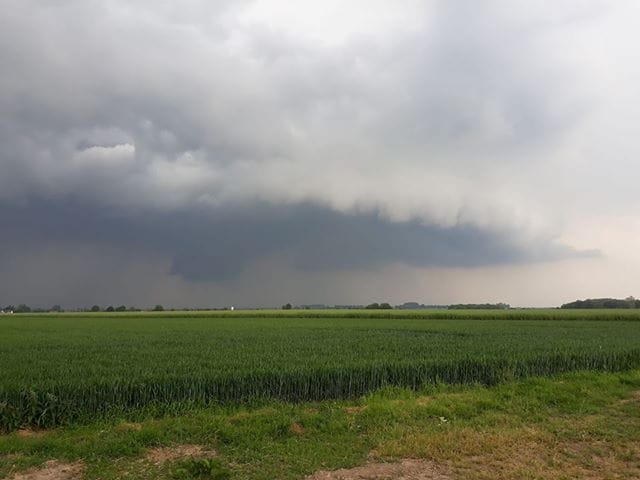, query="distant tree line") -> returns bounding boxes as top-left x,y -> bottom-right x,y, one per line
11,298 -> 638,313
282,302 -> 393,310
448,303 -> 510,310
395,302 -> 448,310
365,302 -> 393,310
561,297 -> 640,309
1,304 -> 166,313
2,304 -> 31,313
